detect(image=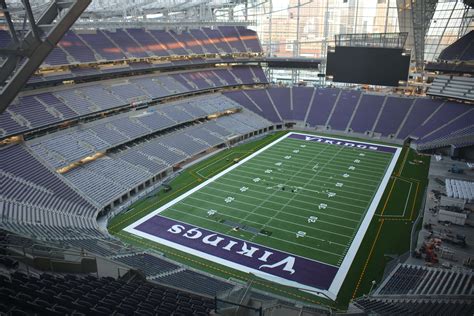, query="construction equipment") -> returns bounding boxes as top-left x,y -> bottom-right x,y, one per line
448,164 -> 464,174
